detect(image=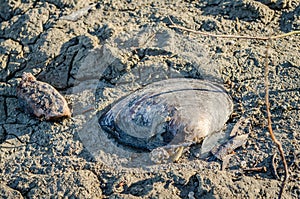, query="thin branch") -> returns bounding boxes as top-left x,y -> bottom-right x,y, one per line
271,30 -> 300,39
264,41 -> 289,199
169,23 -> 269,40
168,17 -> 300,40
